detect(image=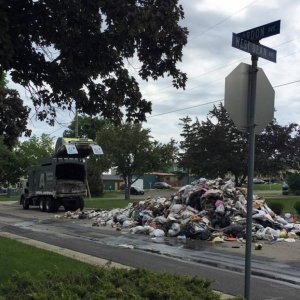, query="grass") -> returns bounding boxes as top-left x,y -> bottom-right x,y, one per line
265,197 -> 300,215
253,183 -> 281,190
85,198 -> 138,209
0,195 -> 16,201
0,237 -> 238,300
0,236 -> 93,284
